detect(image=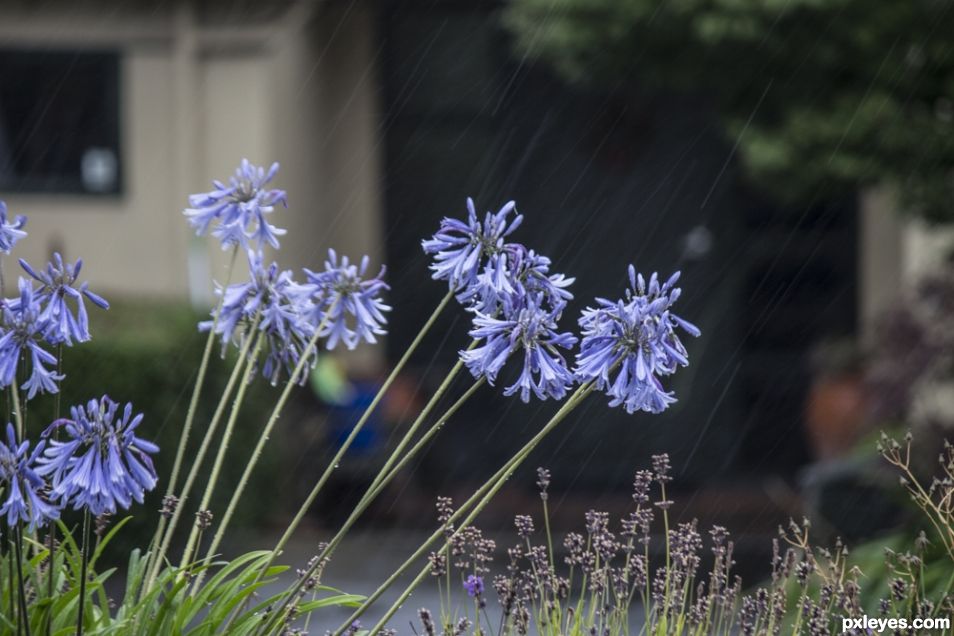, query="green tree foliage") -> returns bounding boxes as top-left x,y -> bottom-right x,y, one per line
504,0 -> 954,222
